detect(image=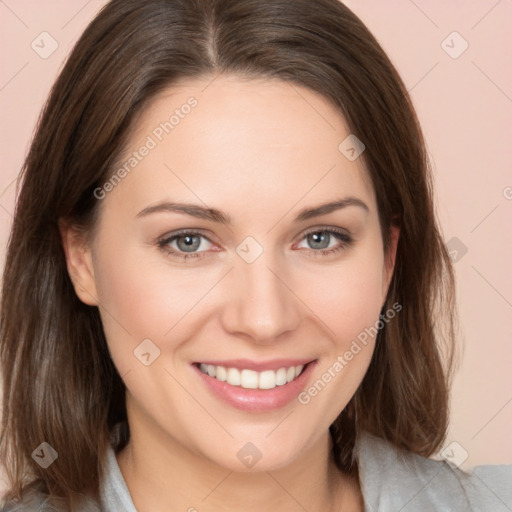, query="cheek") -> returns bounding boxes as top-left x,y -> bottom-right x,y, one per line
90,232 -> 215,372
297,249 -> 386,346
94,258 -> 213,340
294,261 -> 384,425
